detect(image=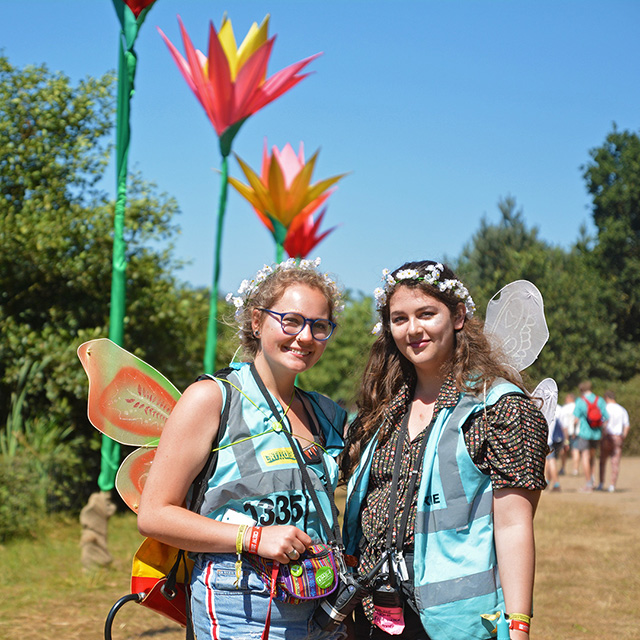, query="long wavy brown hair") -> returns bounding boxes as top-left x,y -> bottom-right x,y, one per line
341,260 -> 526,479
